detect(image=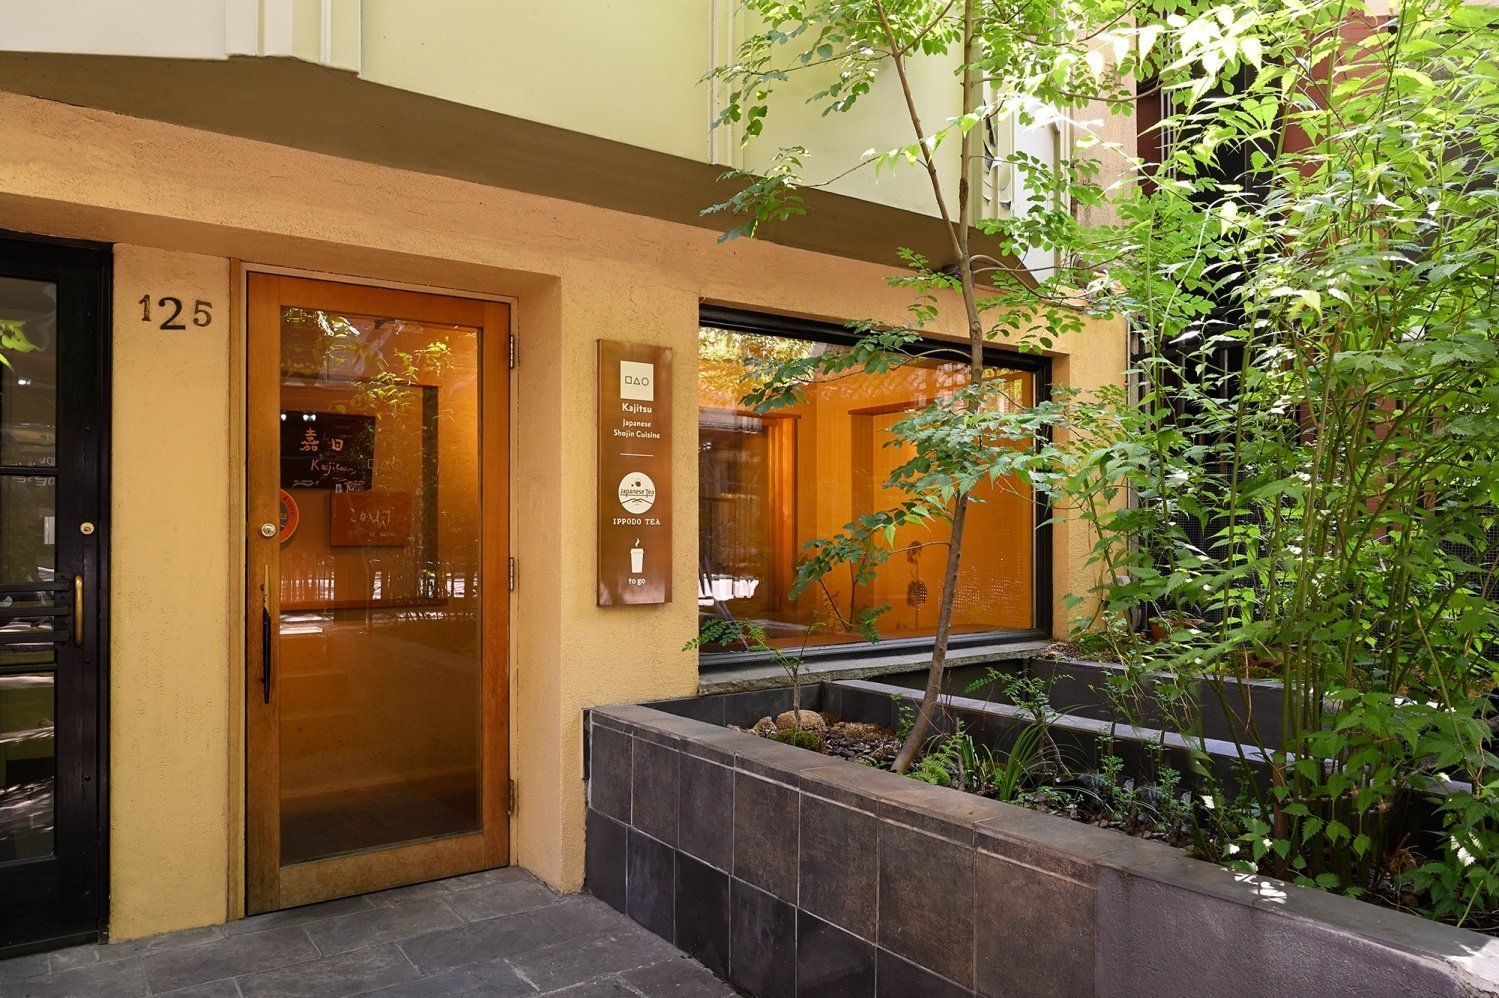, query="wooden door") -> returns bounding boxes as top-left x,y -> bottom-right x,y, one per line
246,274 -> 508,913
